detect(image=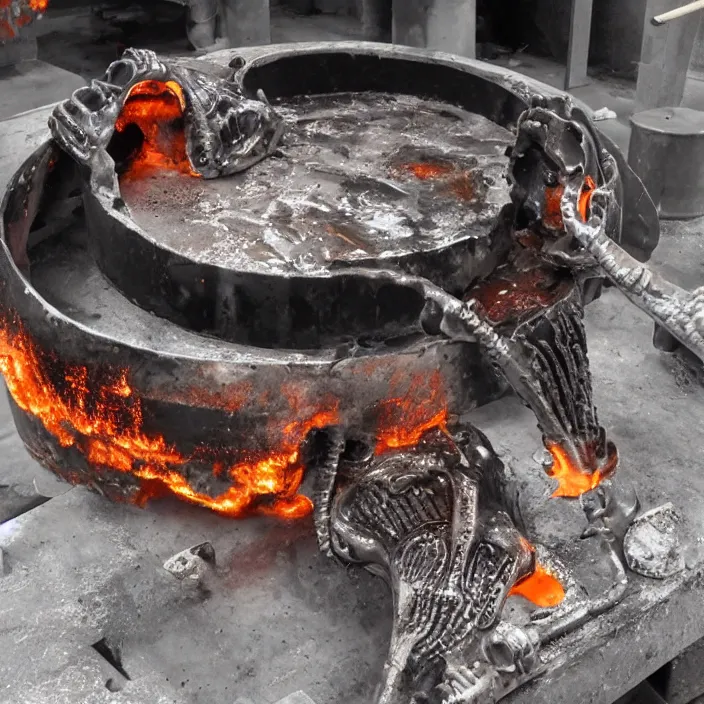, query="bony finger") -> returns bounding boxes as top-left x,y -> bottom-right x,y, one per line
588,214 -> 603,230
561,195 -> 579,220
561,183 -> 582,213
565,166 -> 587,192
